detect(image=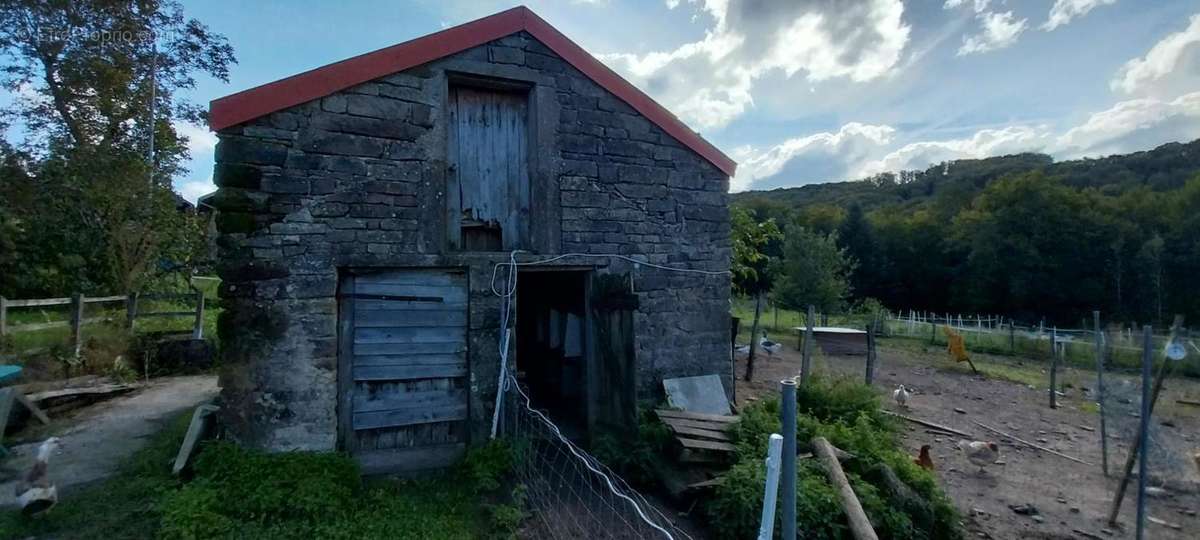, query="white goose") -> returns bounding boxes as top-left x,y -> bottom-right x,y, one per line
760,331 -> 782,358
